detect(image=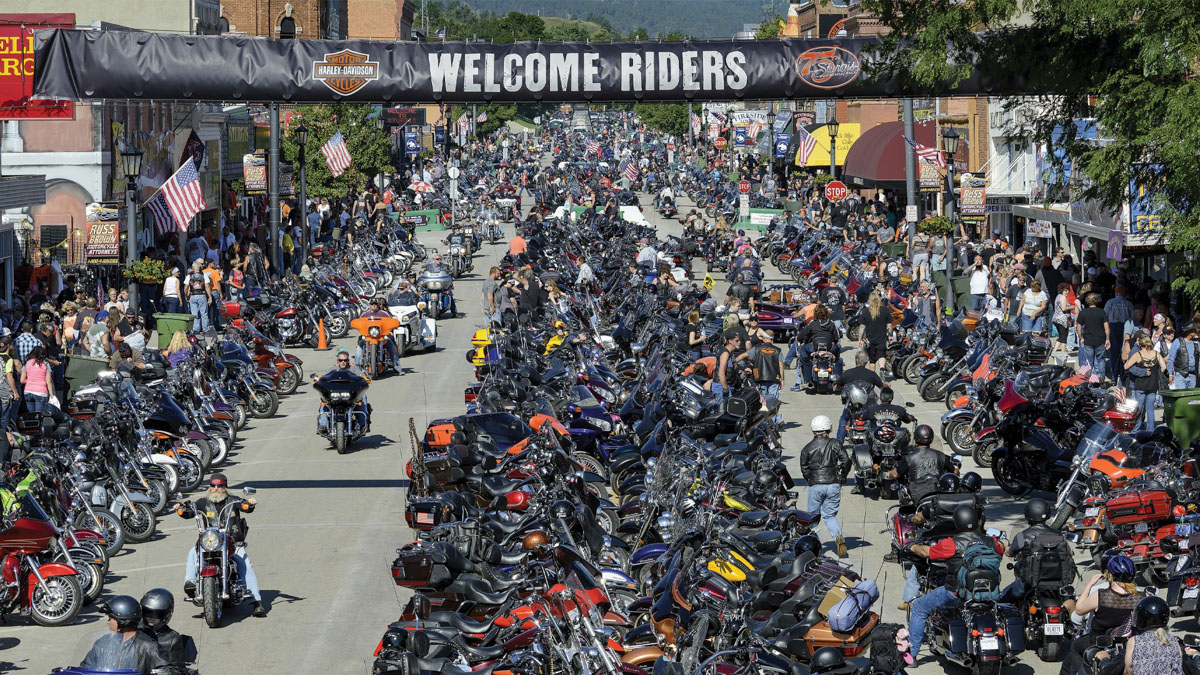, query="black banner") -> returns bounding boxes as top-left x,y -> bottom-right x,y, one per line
32,29 -> 988,103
